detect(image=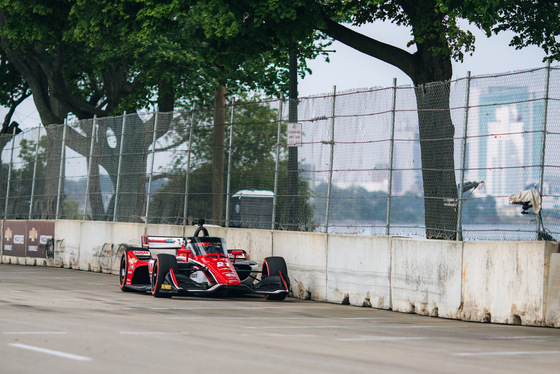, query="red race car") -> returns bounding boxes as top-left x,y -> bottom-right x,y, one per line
119,221 -> 290,300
